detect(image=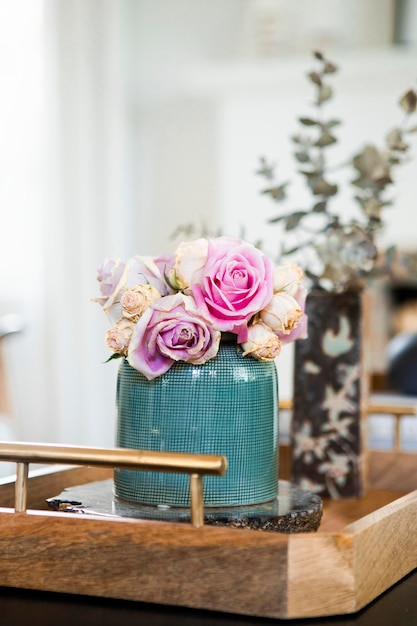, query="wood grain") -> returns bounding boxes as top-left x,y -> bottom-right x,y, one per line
287,533 -> 355,618
318,489 -> 408,533
347,490 -> 417,611
367,450 -> 417,491
0,463 -> 416,618
0,508 -> 289,618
